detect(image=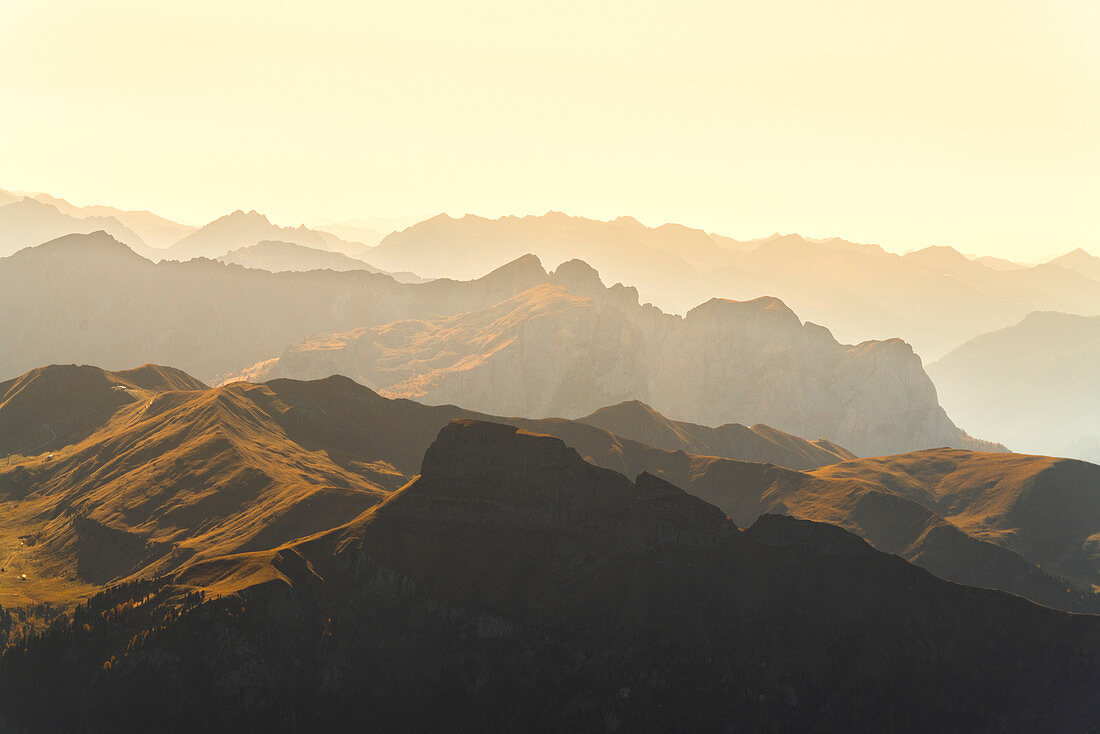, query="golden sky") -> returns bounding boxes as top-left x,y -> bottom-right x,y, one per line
1,0 -> 1097,259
